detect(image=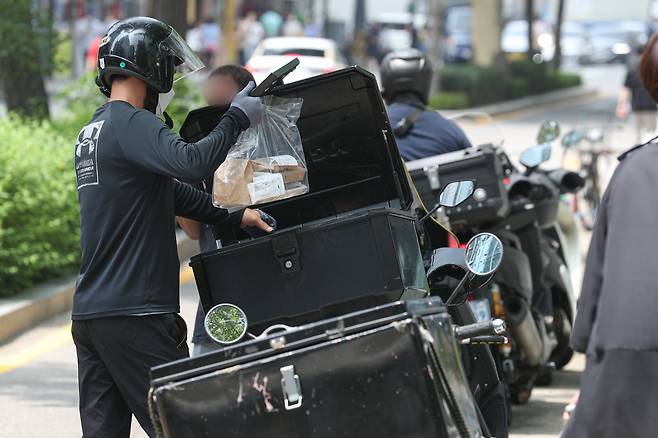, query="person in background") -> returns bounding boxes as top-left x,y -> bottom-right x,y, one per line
238,11 -> 265,64
616,42 -> 657,144
562,33 -> 658,437
380,49 -> 471,161
200,17 -> 221,66
260,9 -> 283,37
282,13 -> 304,37
176,65 -> 257,357
185,21 -> 204,58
